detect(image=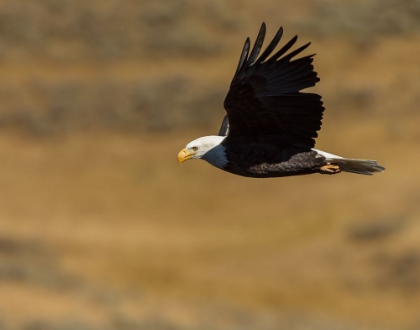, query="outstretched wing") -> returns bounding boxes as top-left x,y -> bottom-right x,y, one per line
223,23 -> 324,148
